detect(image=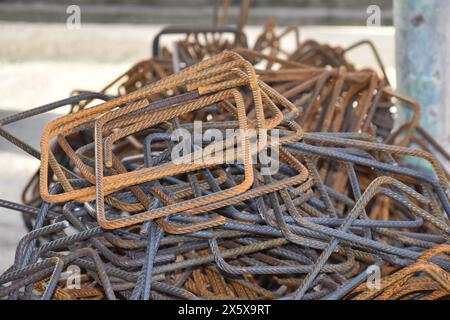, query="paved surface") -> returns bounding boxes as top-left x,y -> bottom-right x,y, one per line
0,22 -> 395,272
0,2 -> 393,26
